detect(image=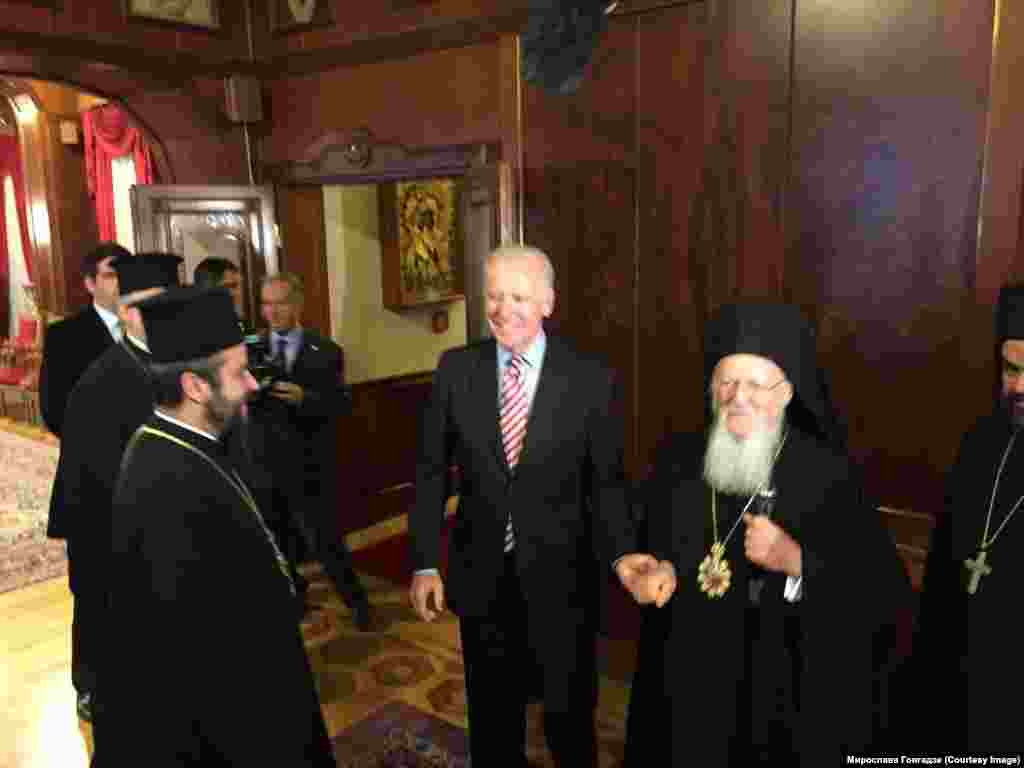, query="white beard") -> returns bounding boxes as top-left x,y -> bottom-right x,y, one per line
703,408 -> 784,495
